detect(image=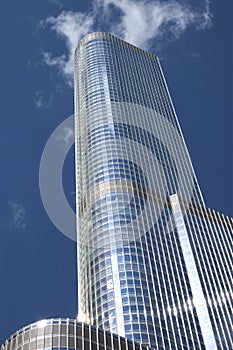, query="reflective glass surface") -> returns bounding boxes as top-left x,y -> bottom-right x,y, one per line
1,318 -> 152,350
75,33 -> 233,349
